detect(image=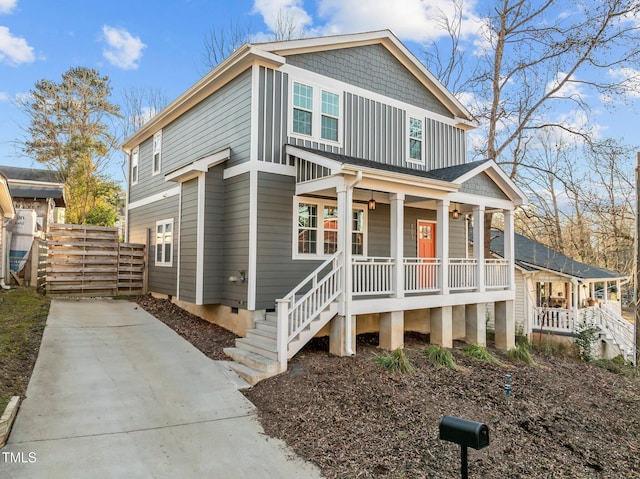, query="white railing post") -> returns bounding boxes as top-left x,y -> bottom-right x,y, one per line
276,299 -> 289,371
